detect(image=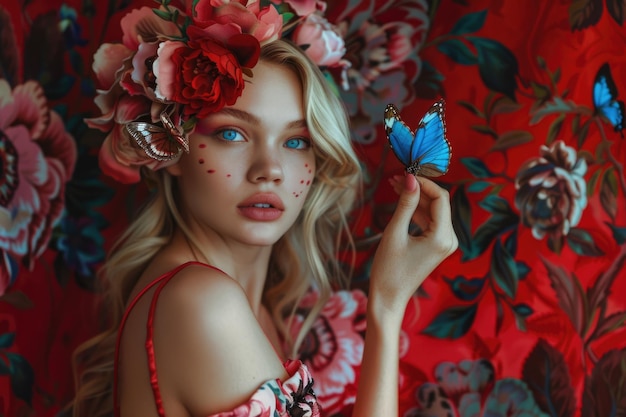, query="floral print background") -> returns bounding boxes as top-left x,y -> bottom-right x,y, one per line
1,0 -> 625,416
